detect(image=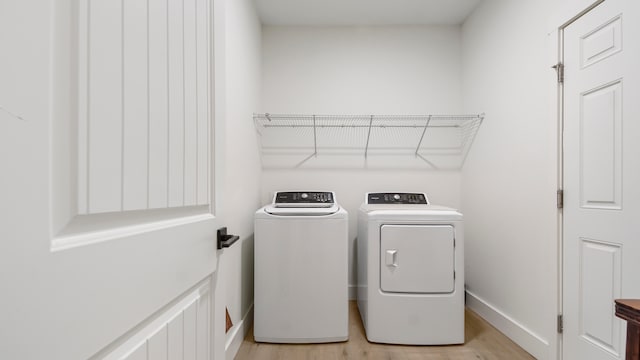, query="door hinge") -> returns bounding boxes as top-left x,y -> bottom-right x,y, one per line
552,62 -> 564,84
557,314 -> 564,334
557,189 -> 564,209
